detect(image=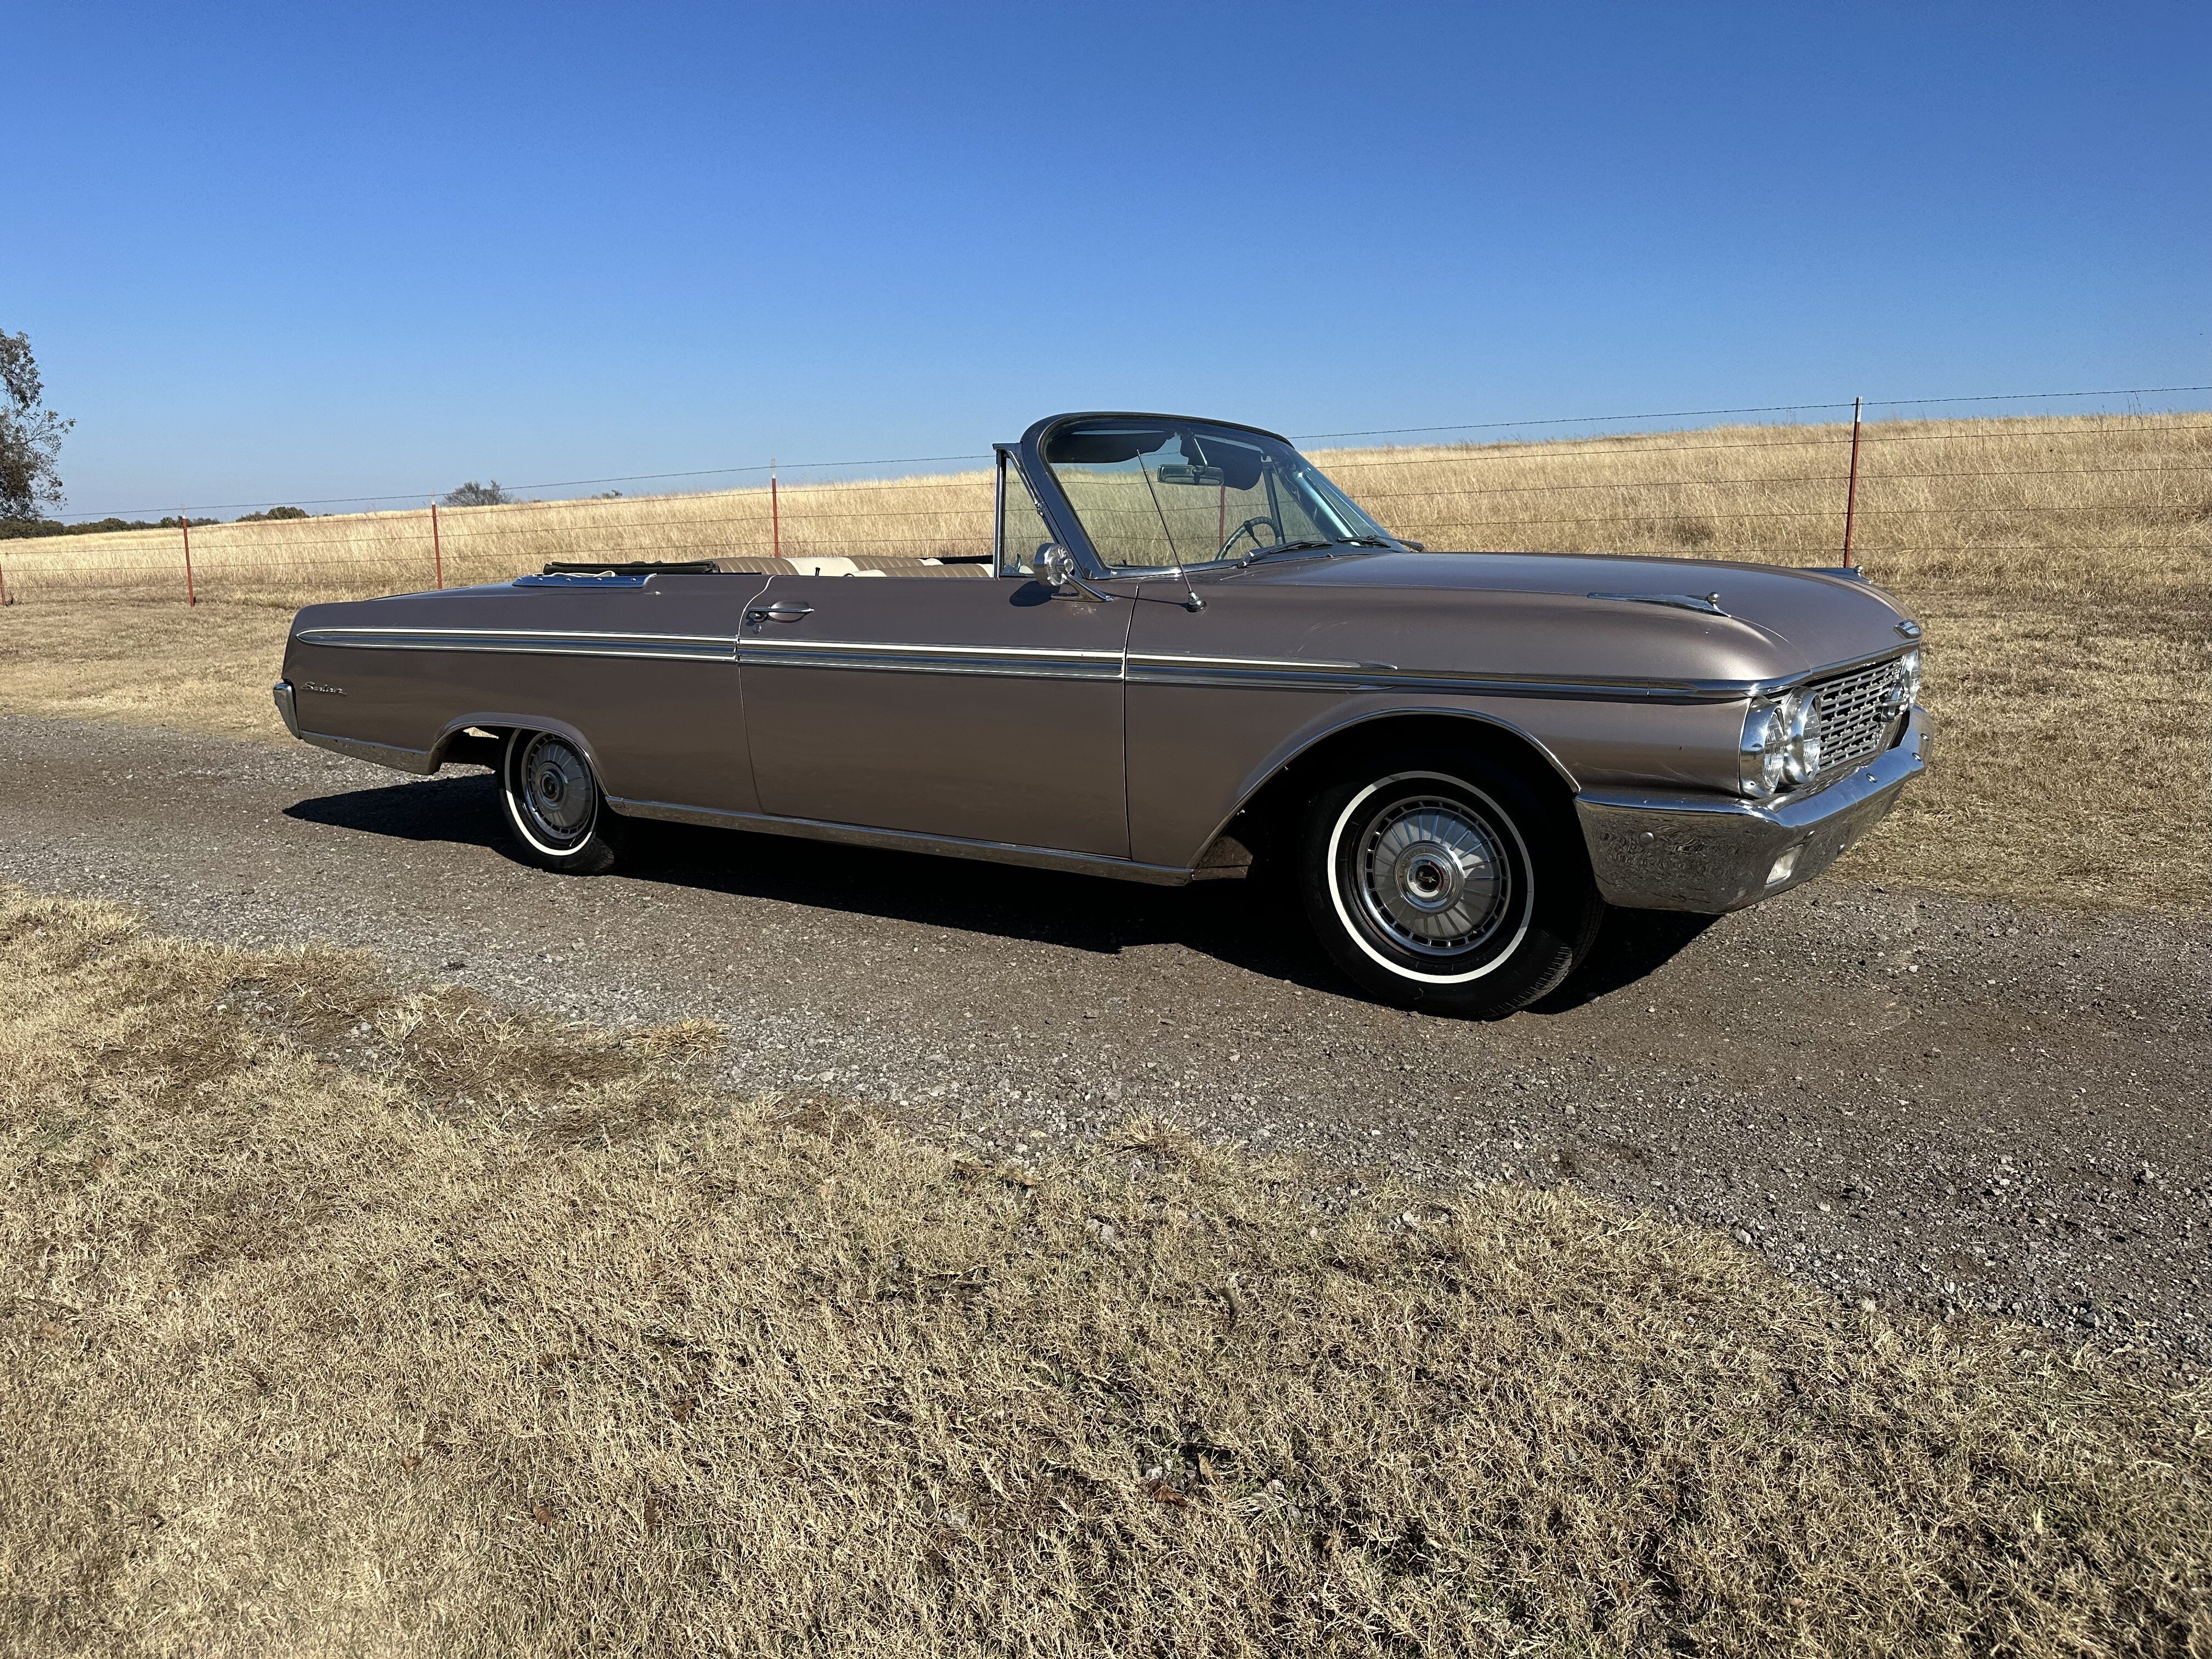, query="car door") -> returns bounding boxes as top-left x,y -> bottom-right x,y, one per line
738,570 -> 1138,857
